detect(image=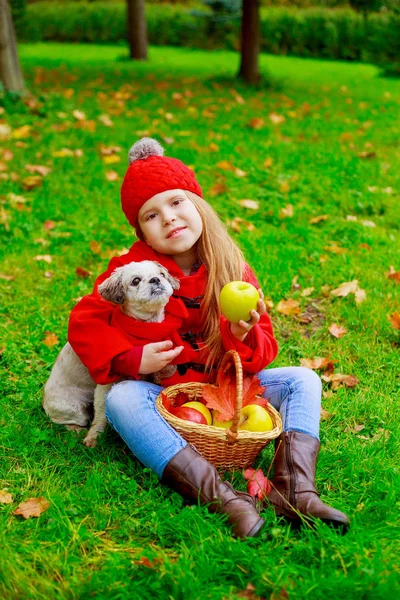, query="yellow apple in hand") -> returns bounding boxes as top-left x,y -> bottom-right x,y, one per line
238,404 -> 273,432
182,402 -> 212,425
219,281 -> 260,323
